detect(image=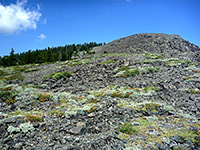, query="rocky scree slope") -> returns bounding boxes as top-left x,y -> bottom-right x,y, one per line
0,33 -> 200,150
94,33 -> 200,61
